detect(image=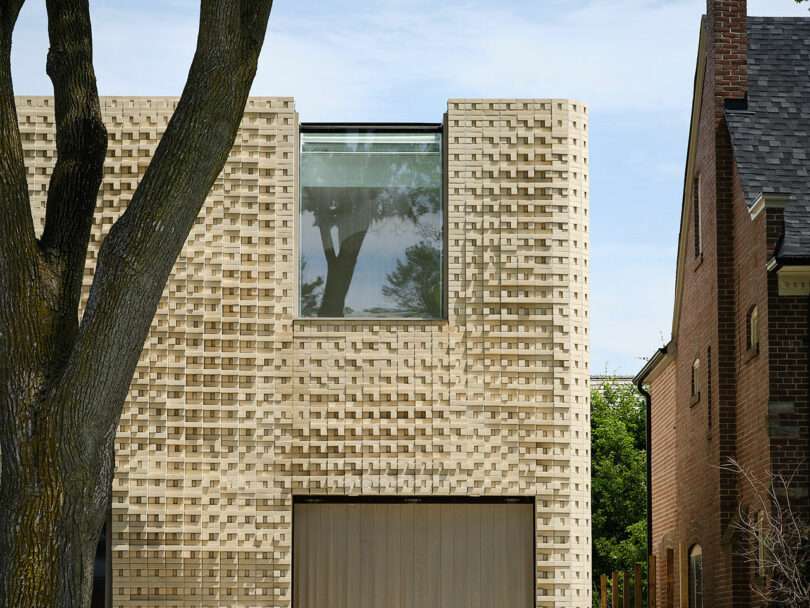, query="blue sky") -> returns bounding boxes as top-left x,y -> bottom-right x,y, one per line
11,0 -> 809,375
